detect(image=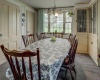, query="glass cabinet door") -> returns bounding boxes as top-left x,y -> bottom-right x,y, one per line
89,2 -> 97,34
93,3 -> 97,34
89,7 -> 92,33
77,9 -> 87,32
